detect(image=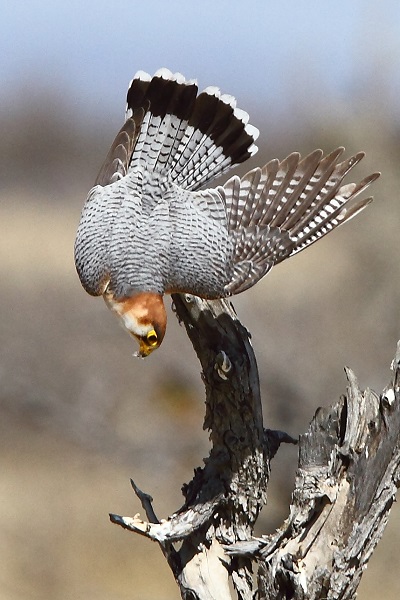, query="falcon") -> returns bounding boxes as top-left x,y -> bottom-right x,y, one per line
74,68 -> 379,357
